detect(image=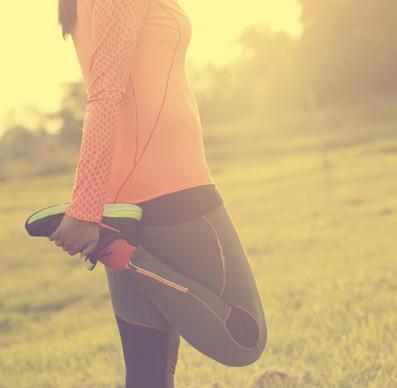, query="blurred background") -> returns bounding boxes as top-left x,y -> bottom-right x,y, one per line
1,0 -> 396,387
